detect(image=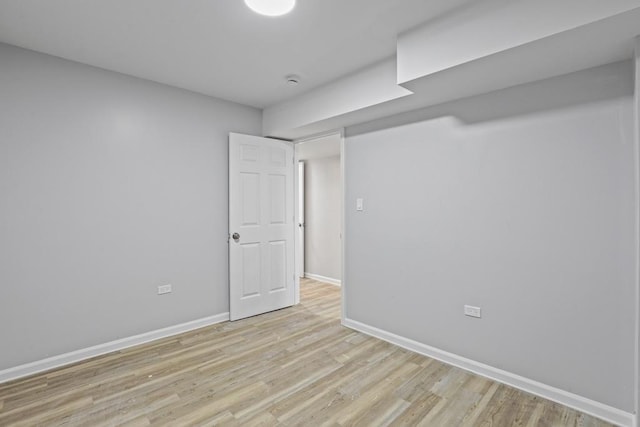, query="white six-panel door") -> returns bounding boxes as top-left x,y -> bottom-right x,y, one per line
229,133 -> 295,321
